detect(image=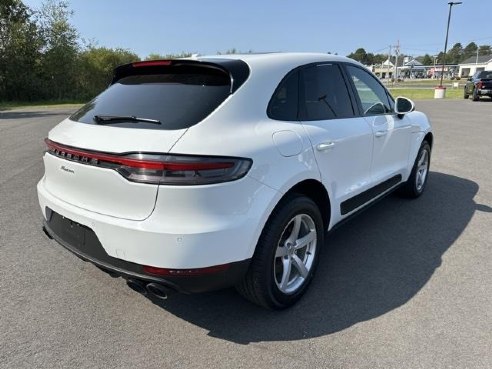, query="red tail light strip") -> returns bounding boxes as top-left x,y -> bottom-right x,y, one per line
44,138 -> 251,185
45,139 -> 234,171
